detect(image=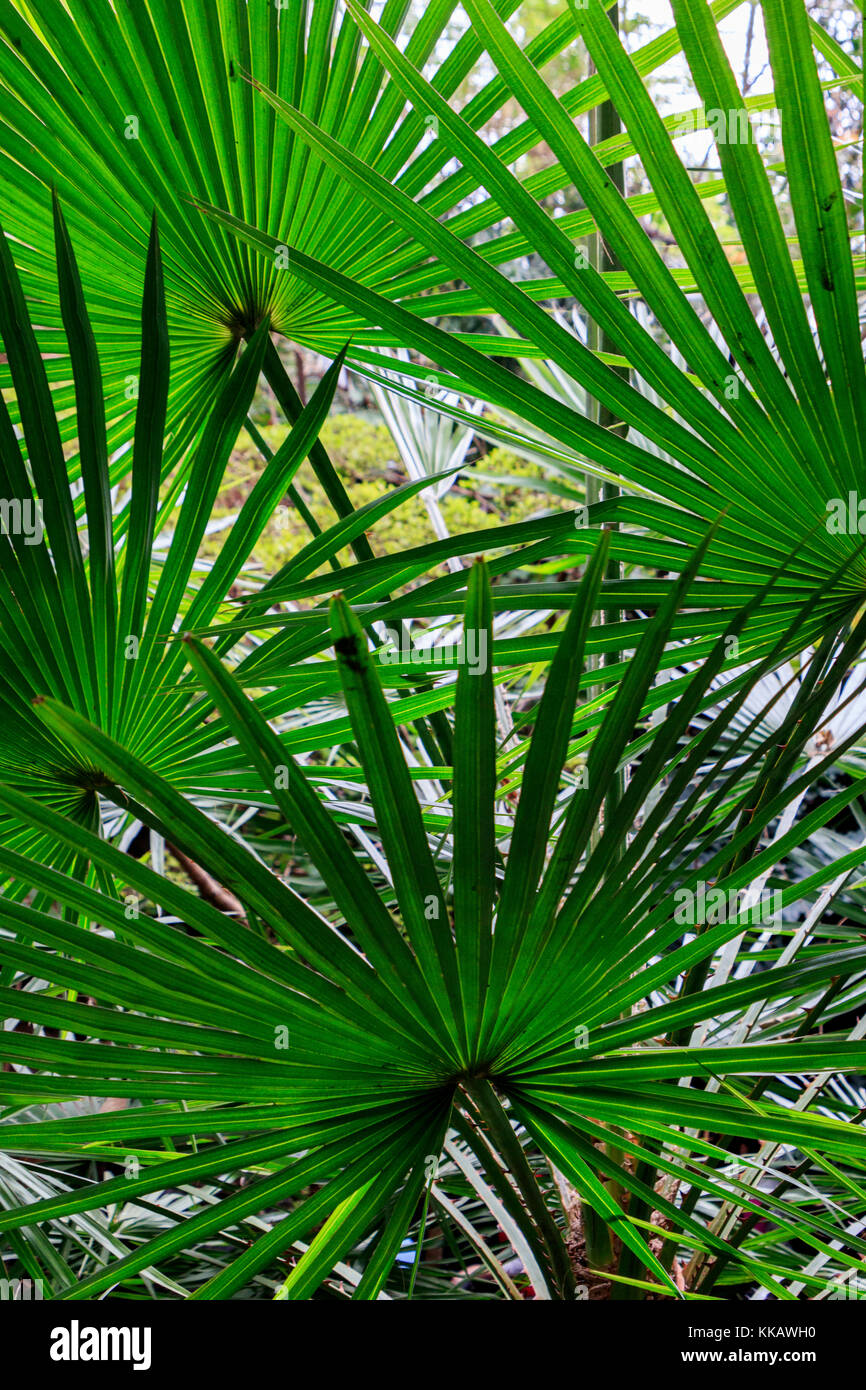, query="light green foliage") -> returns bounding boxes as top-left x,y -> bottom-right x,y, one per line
202,414 -> 567,578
